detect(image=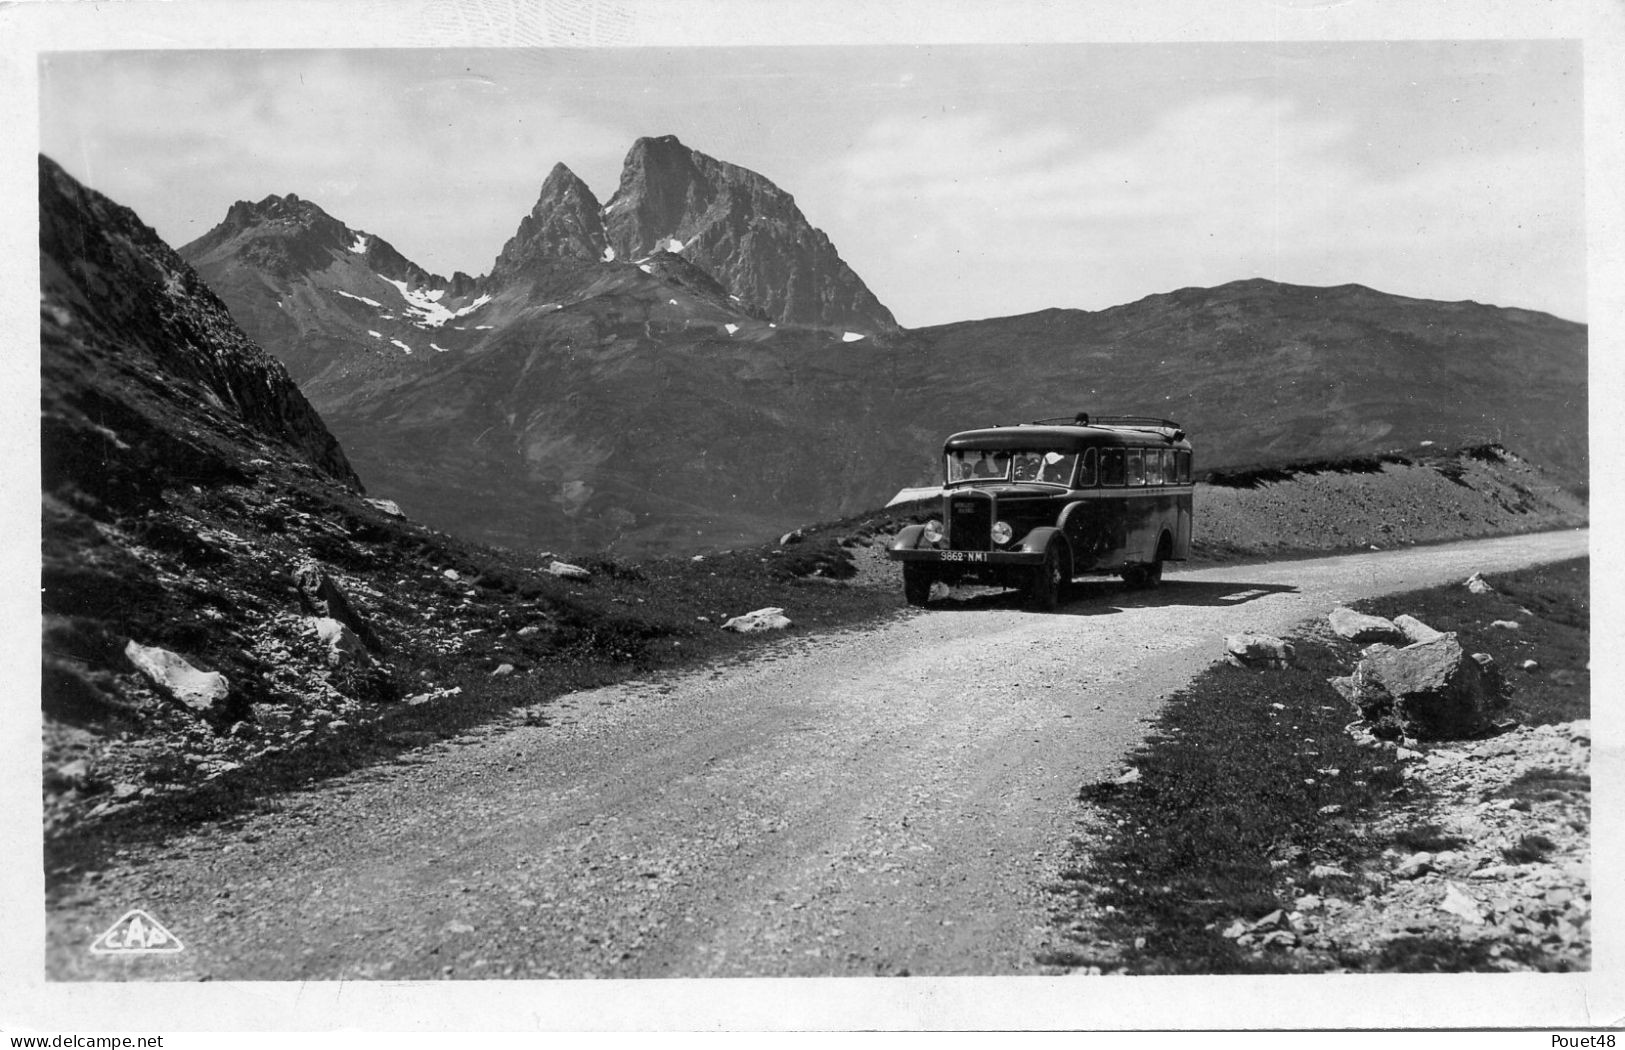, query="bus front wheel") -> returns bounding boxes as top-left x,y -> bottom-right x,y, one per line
1026,545 -> 1066,611
903,564 -> 933,606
